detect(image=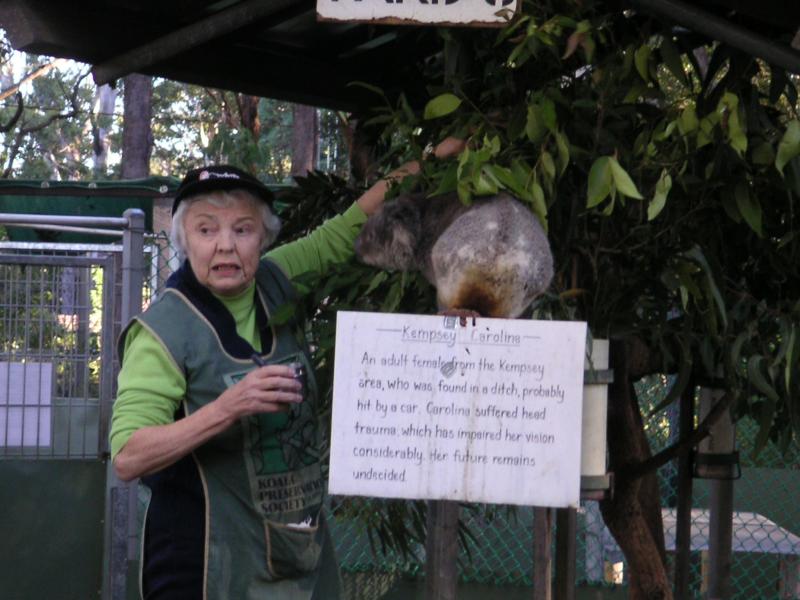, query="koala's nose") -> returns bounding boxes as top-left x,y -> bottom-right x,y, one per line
353,236 -> 362,256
